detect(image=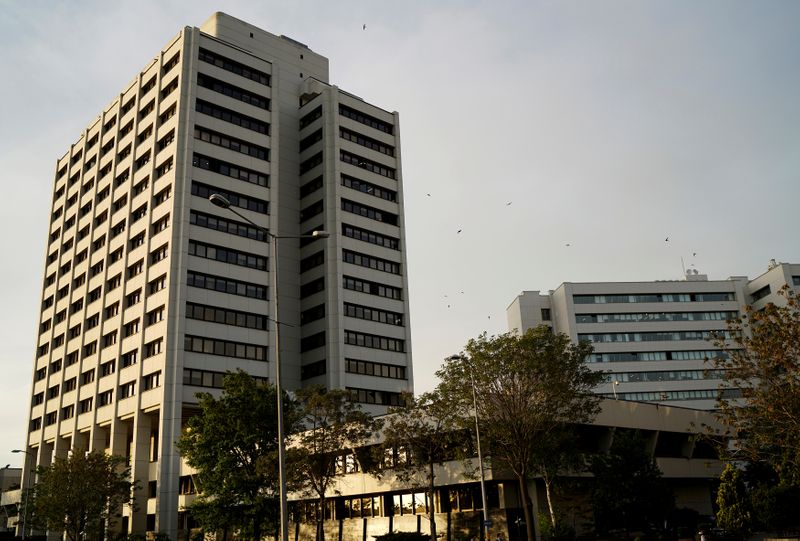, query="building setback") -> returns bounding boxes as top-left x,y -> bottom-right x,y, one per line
507,261 -> 800,409
23,12 -> 412,538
